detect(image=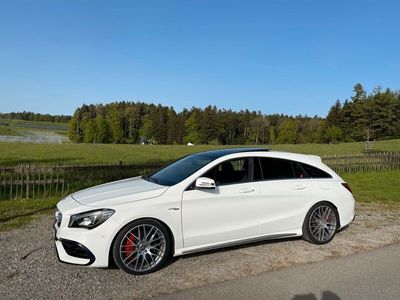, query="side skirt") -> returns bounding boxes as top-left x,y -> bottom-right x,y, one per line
180,233 -> 298,256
